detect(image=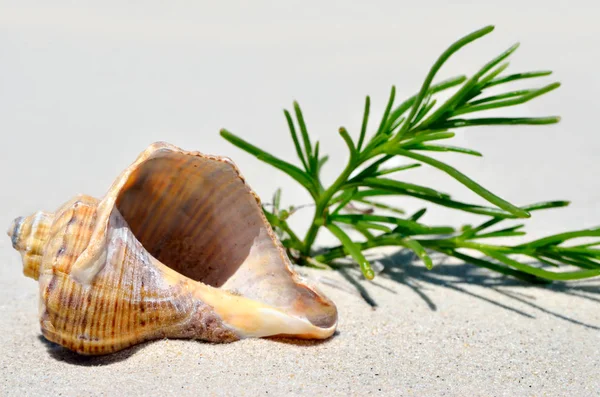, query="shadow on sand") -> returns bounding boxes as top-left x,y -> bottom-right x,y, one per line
324,249 -> 600,330
37,335 -> 149,366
